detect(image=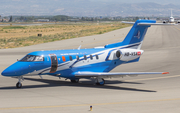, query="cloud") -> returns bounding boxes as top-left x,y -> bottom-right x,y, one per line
31,5 -> 39,8
54,8 -> 65,12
